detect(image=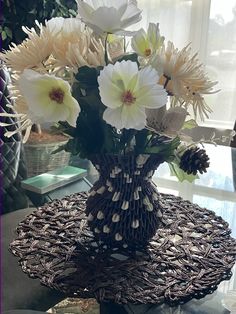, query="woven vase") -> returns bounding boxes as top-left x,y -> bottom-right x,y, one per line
86,153 -> 165,248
